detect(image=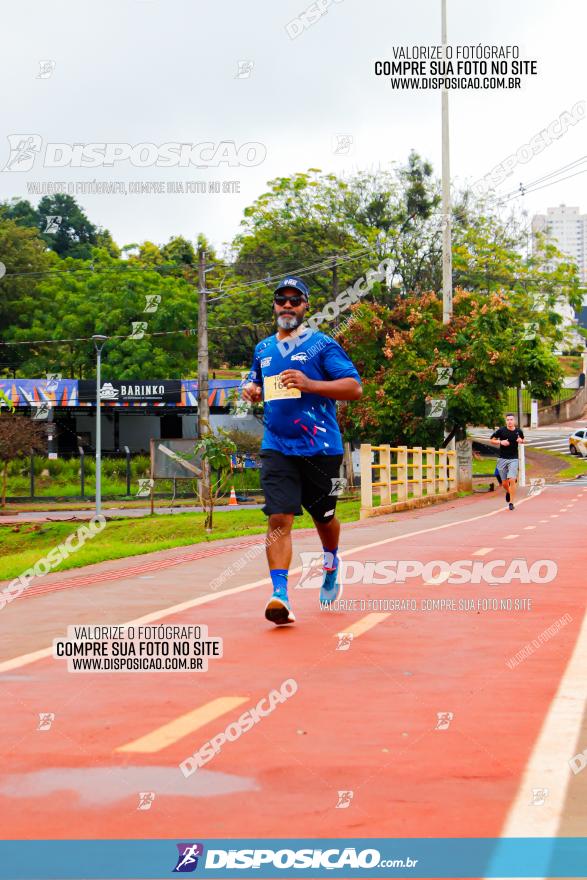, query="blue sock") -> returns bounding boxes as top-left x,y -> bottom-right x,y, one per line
270,569 -> 289,596
323,547 -> 339,571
